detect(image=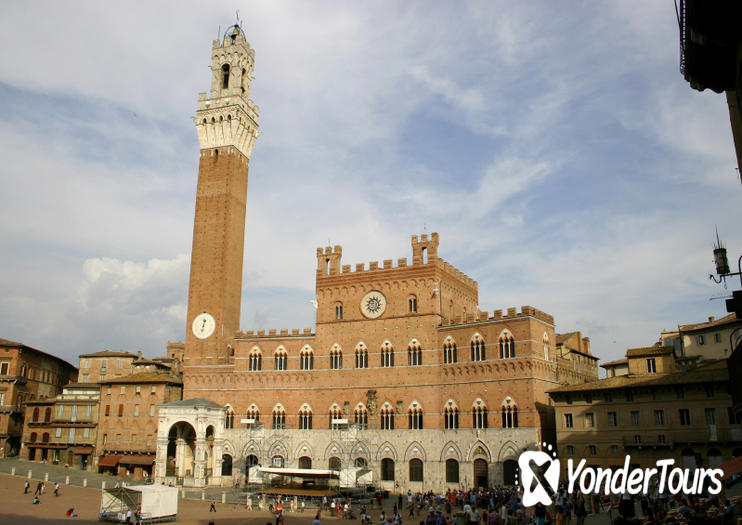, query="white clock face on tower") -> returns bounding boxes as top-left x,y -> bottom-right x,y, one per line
360,291 -> 387,319
192,312 -> 216,339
